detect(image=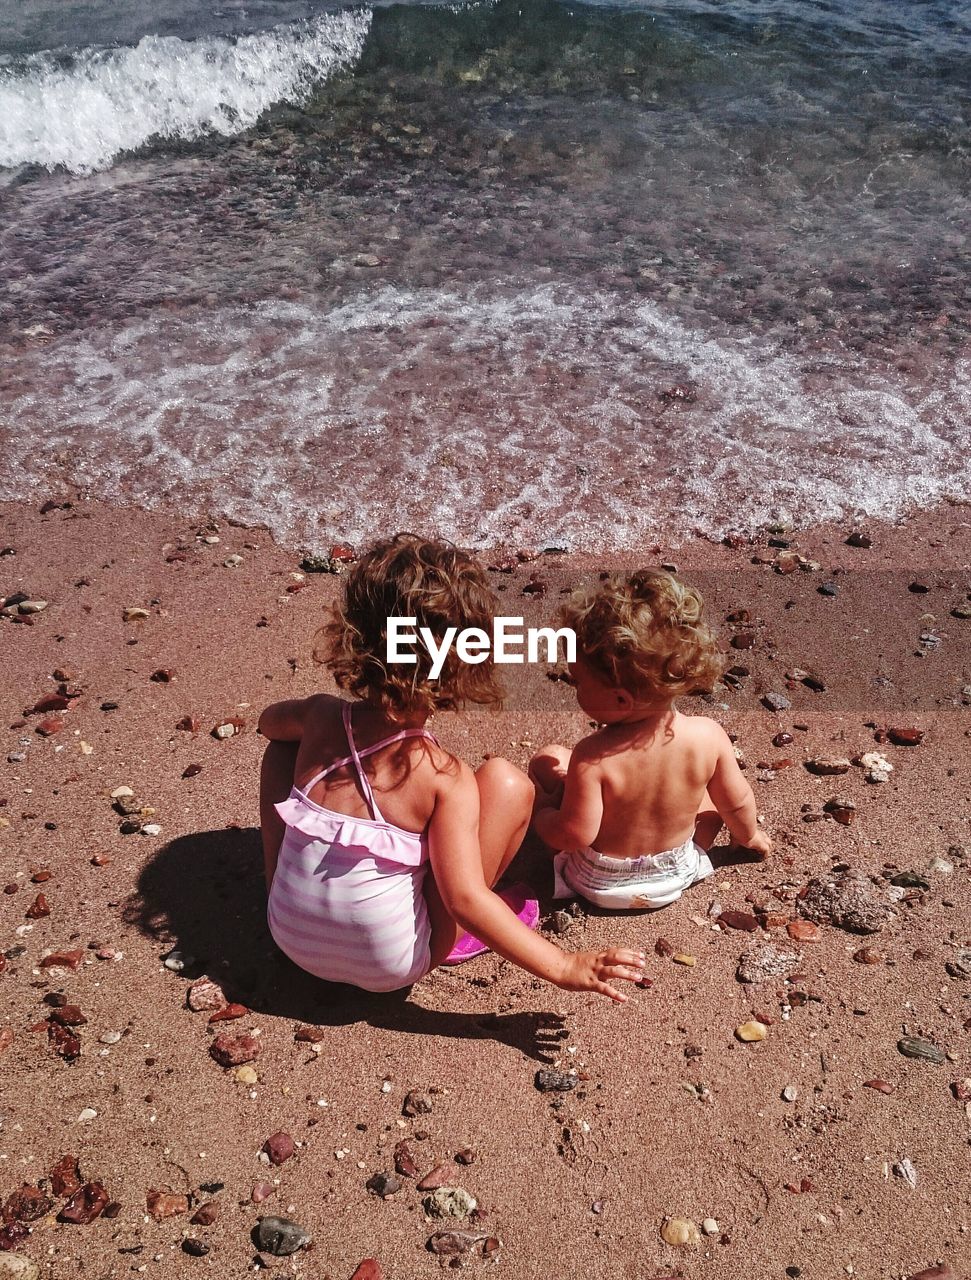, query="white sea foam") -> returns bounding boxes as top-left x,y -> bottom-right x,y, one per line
0,11 -> 372,174
1,284 -> 967,549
